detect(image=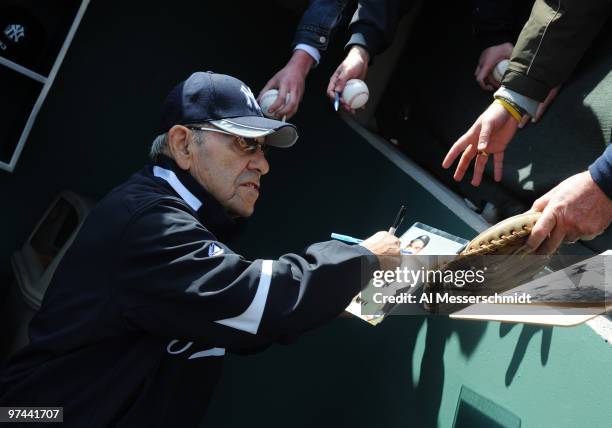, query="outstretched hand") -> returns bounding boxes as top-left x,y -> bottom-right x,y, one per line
442,102 -> 518,186
326,45 -> 370,113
